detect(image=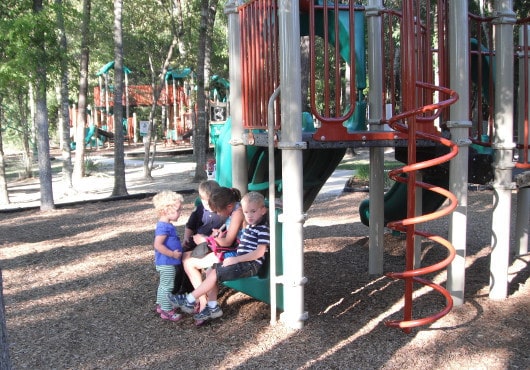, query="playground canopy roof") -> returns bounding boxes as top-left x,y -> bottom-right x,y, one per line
165,67 -> 194,81
211,74 -> 230,89
96,61 -> 132,76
